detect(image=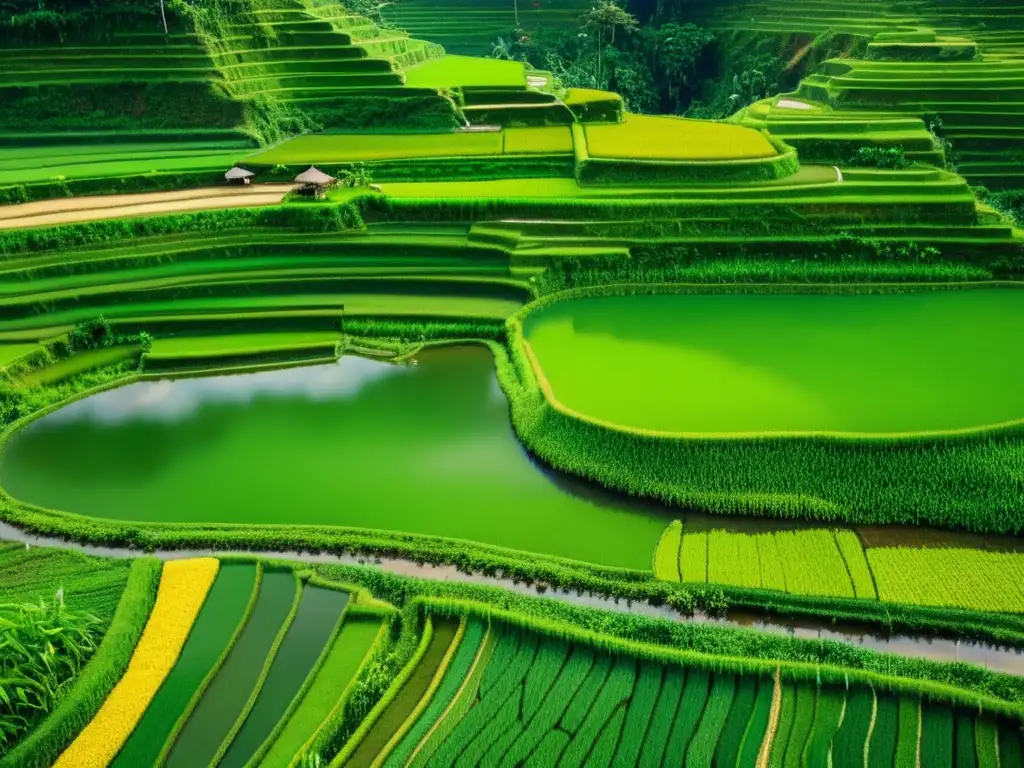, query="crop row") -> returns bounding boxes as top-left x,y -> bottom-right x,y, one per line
655,521 -> 877,600
4,555 -> 384,768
